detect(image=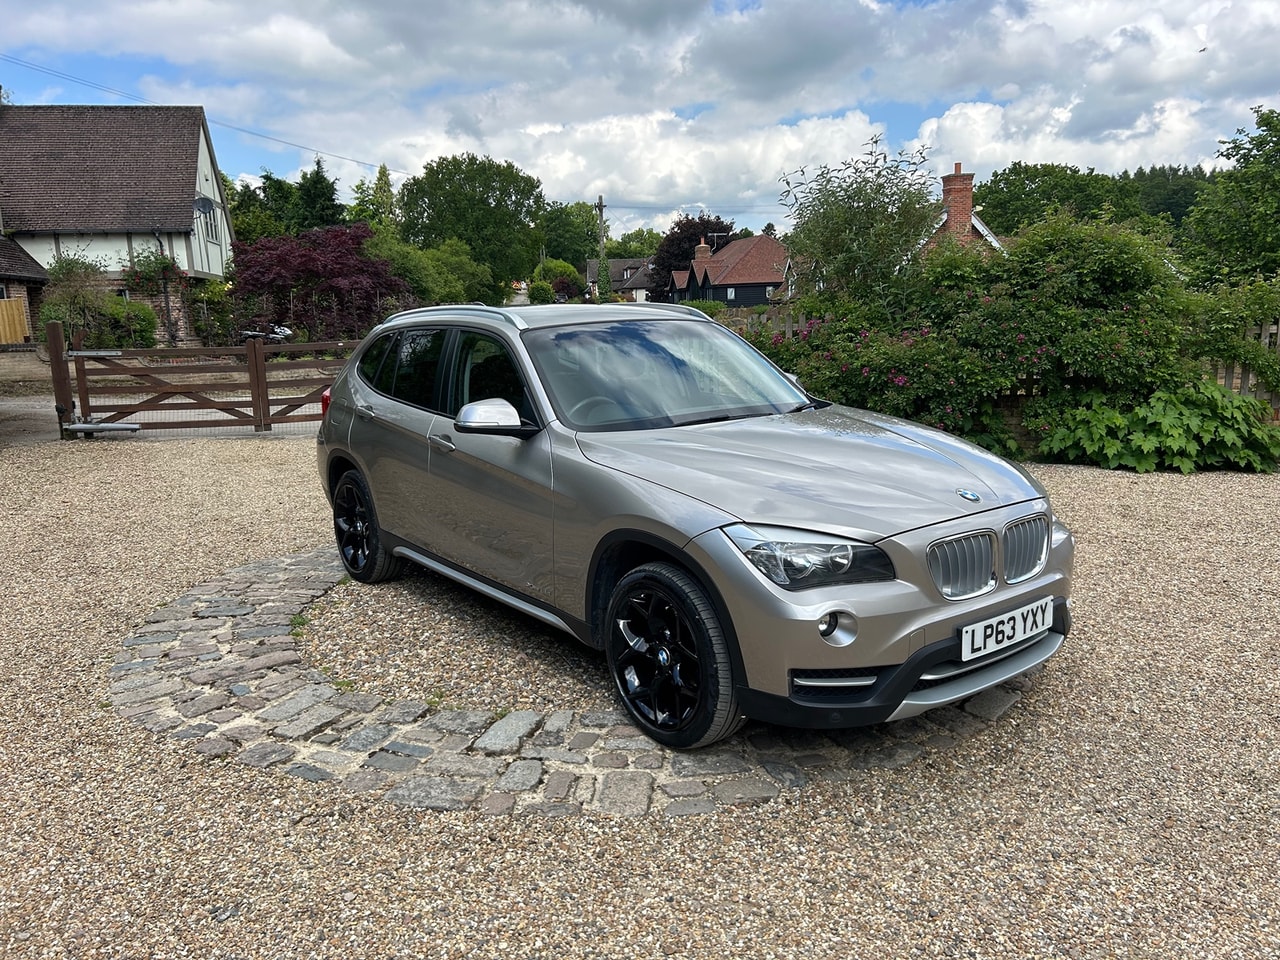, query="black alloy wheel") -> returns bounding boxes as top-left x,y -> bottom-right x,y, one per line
331,469 -> 402,584
605,562 -> 744,749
